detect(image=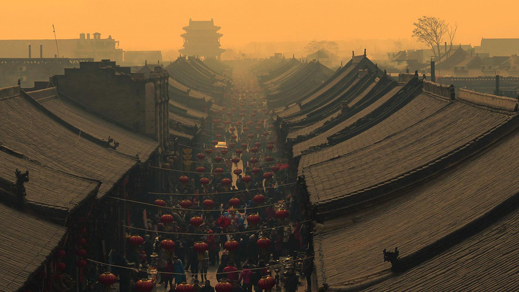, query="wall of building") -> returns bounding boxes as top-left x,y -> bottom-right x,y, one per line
53,62 -> 147,135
